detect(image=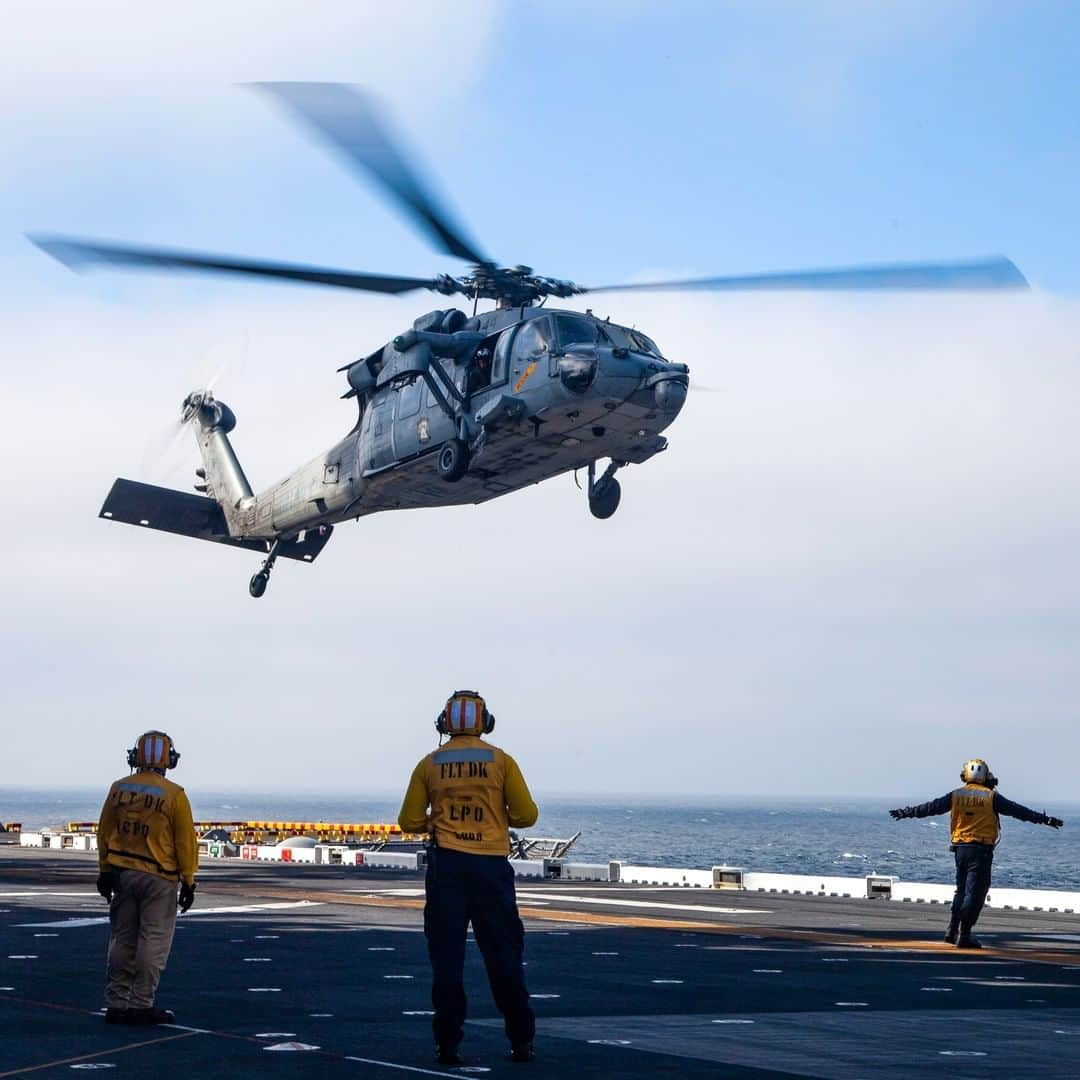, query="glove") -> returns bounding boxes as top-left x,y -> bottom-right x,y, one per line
96,871 -> 114,902
178,881 -> 196,913
889,808 -> 912,820
1046,816 -> 1064,829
